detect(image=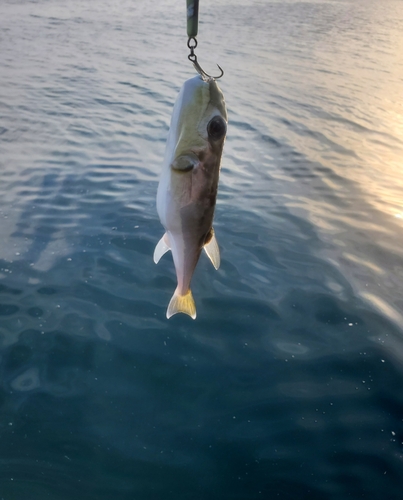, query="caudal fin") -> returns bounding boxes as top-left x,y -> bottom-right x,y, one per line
166,289 -> 196,319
